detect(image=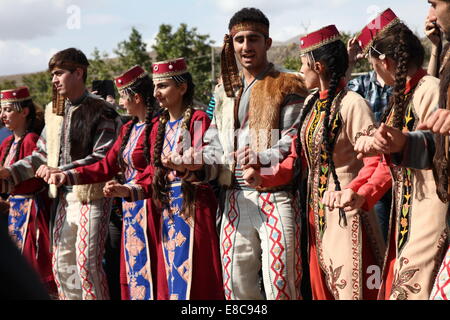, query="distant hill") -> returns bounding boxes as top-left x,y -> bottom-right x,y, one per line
0,33 -> 435,84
